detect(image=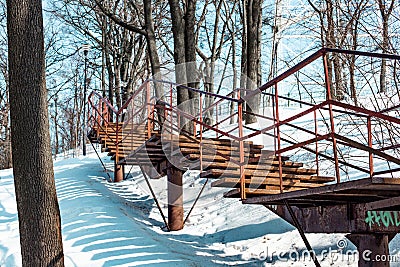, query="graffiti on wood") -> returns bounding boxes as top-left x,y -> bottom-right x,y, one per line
365,211 -> 400,228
